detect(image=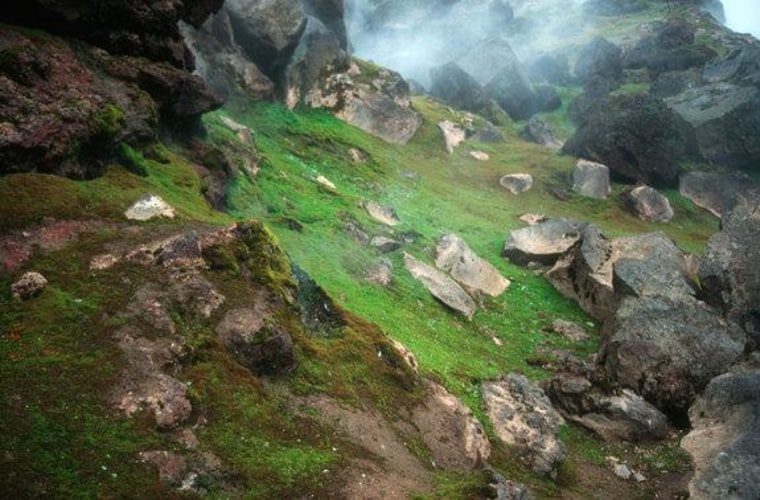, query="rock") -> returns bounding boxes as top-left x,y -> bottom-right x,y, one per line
215,308 -> 296,375
403,252 -> 477,319
391,339 -> 419,374
550,319 -> 589,342
435,234 -> 510,297
614,463 -> 632,480
365,258 -> 393,287
292,265 -> 345,334
169,276 -> 225,319
528,52 -> 571,85
457,35 -> 523,87
474,123 -> 505,143
519,213 -> 547,226
520,118 -> 563,150
411,380 -> 491,471
225,0 -> 307,77
370,236 -> 402,253
438,120 -> 466,154
682,364 -> 760,500
572,159 -> 610,199
303,0 -> 347,49
603,295 -> 746,414
469,151 -> 490,161
665,83 -> 760,170
125,195 -> 176,221
315,175 -> 337,193
139,451 -> 187,485
482,374 -> 566,475
429,63 -> 492,119
363,200 -> 401,227
563,93 -> 700,187
575,36 -> 623,92
679,170 -> 759,218
699,199 -> 760,347
485,62 -> 539,121
11,271 -> 47,301
122,372 -> 192,430
503,218 -> 586,266
546,375 -> 669,442
621,185 -> 674,222
348,148 -> 368,164
499,174 -> 534,195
